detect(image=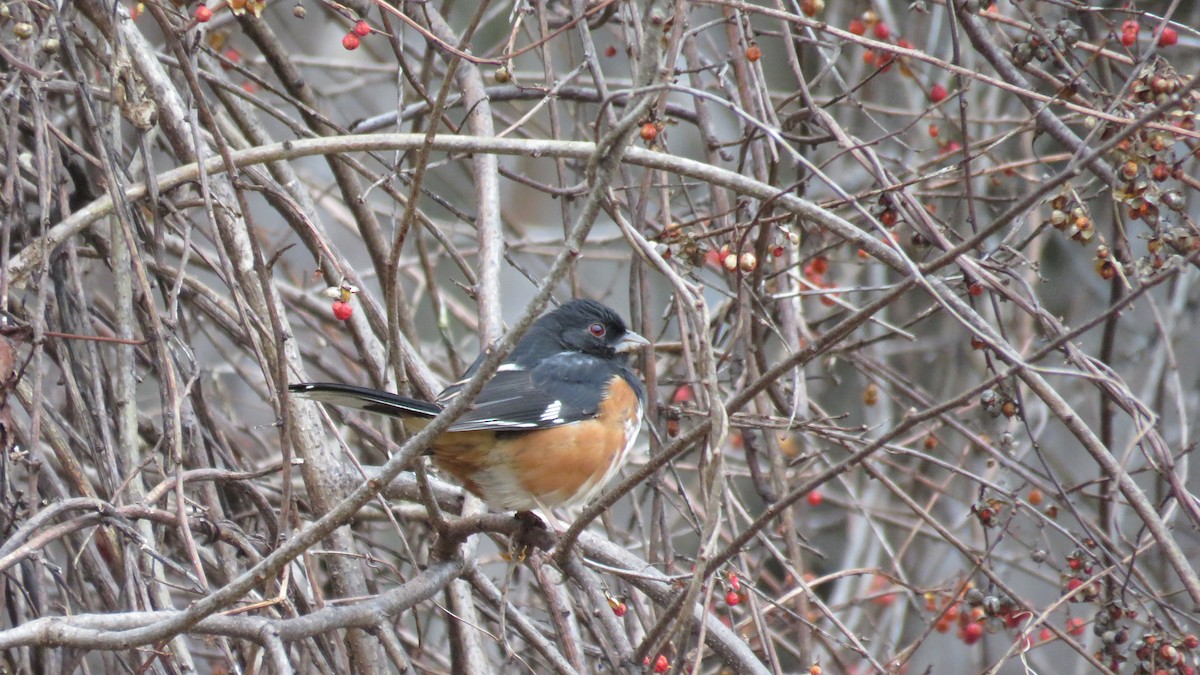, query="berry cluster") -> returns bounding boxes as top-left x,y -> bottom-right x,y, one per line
847,11 -> 915,72
1010,19 -> 1083,68
1112,65 -> 1193,201
1045,192 -> 1095,244
1130,632 -> 1200,675
1120,19 -> 1178,49
802,255 -> 838,307
971,497 -> 1009,529
652,222 -> 796,280
926,585 -> 1030,646
979,387 -> 1018,419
